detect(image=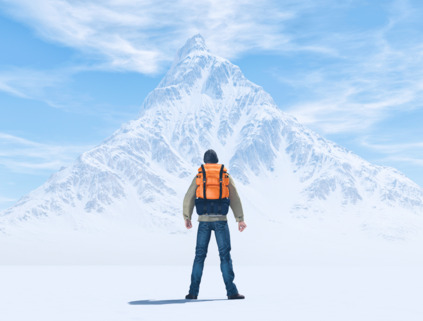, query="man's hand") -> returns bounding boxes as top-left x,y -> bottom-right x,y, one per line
185,219 -> 192,229
238,221 -> 247,232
